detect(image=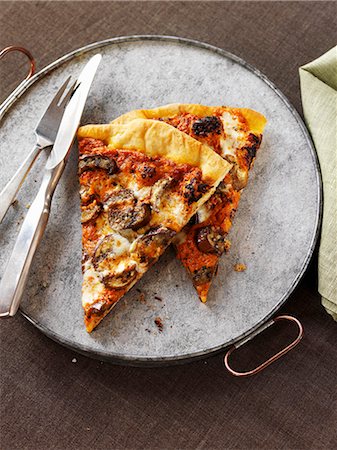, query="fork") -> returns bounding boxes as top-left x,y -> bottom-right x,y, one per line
0,76 -> 76,223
